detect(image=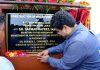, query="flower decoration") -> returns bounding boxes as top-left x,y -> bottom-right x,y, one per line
13,0 -> 76,12
5,51 -> 27,57
79,1 -> 90,6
